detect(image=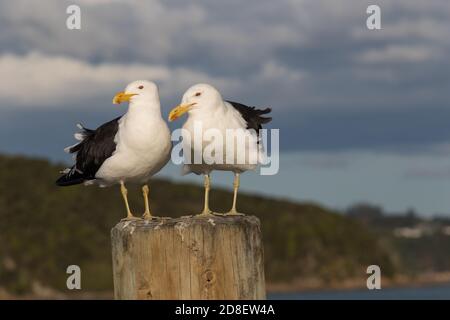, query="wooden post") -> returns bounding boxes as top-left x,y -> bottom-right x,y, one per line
111,215 -> 266,300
